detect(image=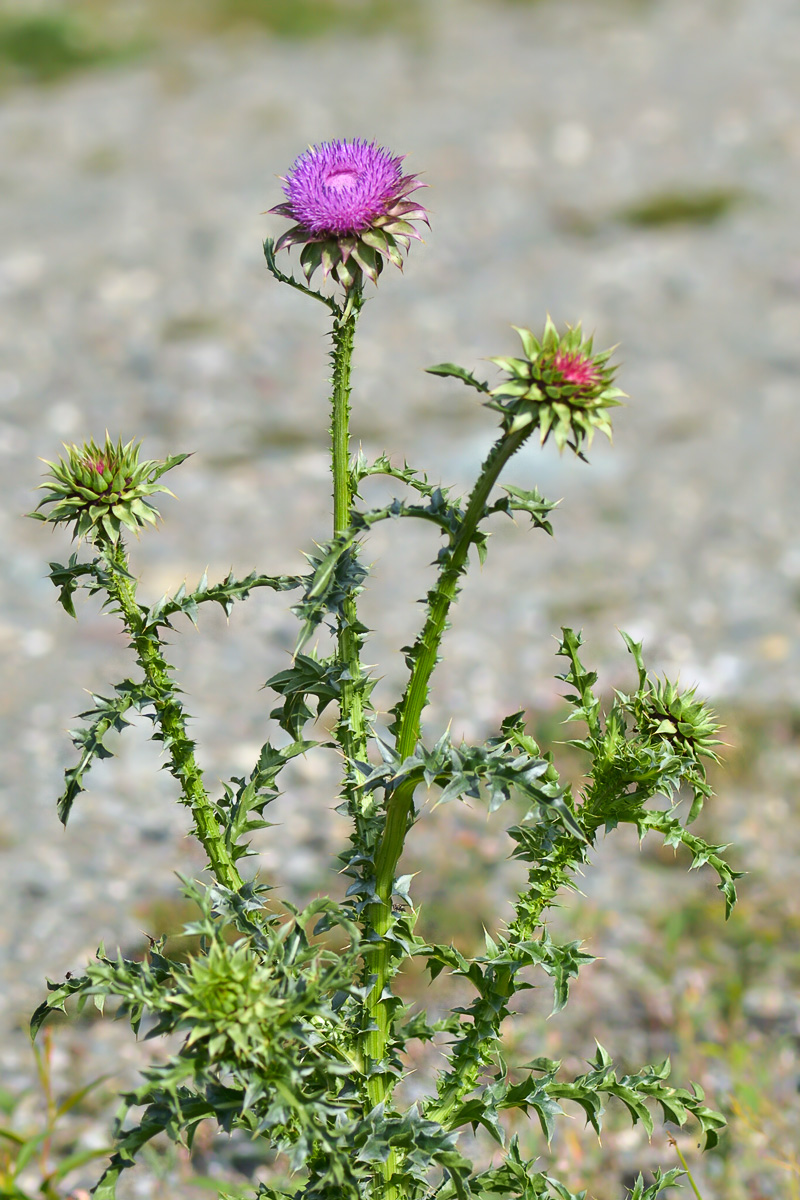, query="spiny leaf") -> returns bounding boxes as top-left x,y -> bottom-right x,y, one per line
57,686 -> 143,825
426,362 -> 491,392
